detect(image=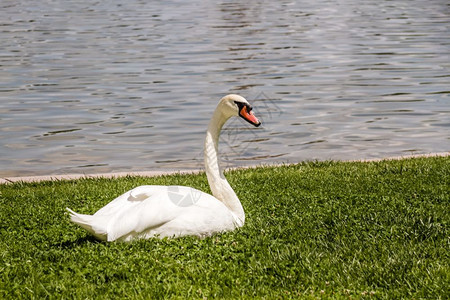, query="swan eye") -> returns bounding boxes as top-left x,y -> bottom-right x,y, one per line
234,100 -> 251,111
